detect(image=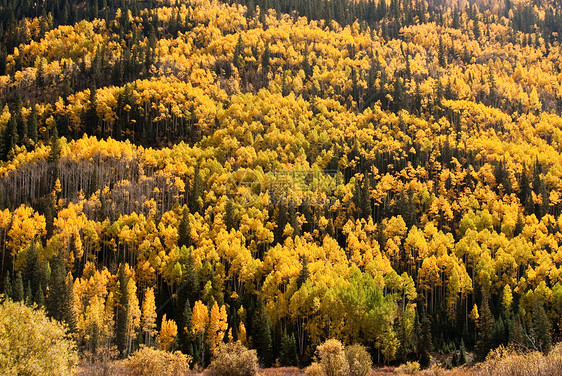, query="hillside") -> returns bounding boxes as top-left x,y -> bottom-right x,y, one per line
1,0 -> 562,372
